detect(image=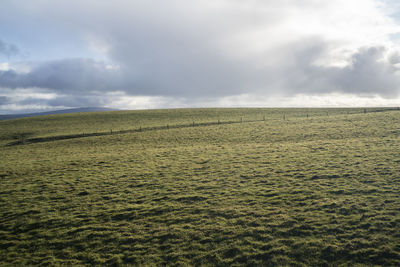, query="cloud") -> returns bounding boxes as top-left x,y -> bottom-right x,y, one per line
279,46 -> 400,97
330,47 -> 400,96
1,0 -> 400,112
0,40 -> 19,59
0,96 -> 10,105
0,59 -> 122,92
1,44 -> 399,99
